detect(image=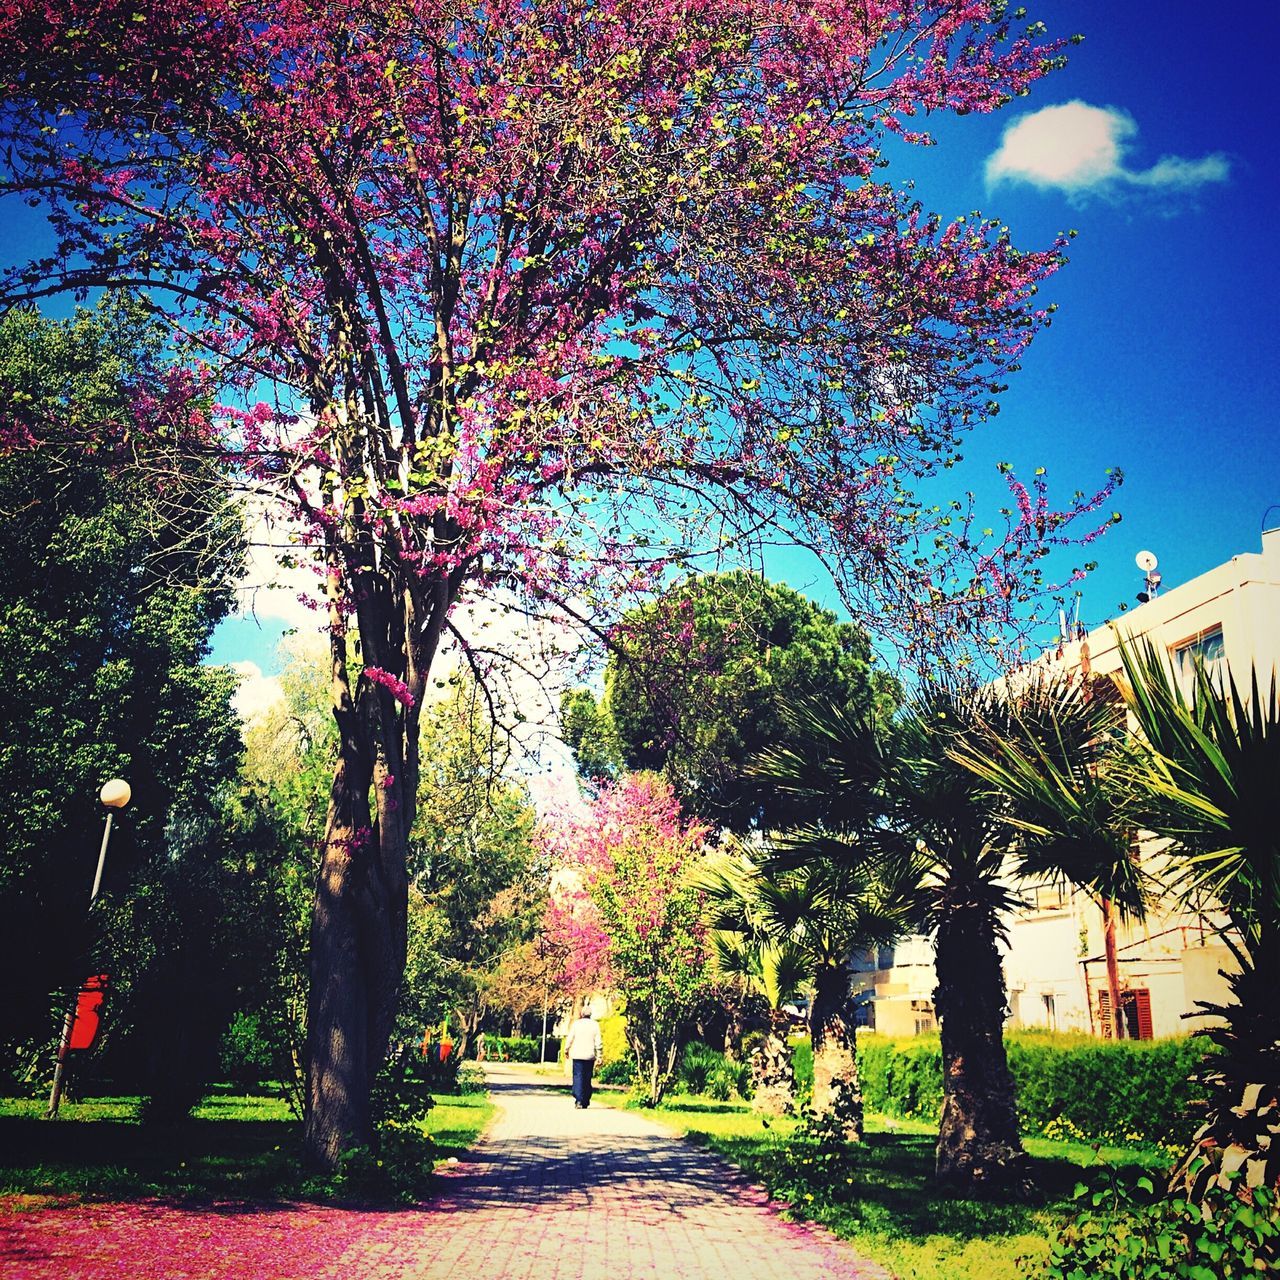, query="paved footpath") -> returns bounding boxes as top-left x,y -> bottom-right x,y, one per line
0,1064 -> 888,1280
